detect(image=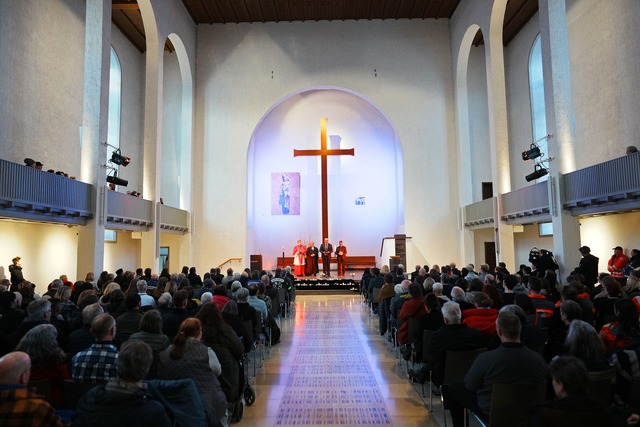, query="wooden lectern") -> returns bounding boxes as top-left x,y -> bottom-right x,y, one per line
250,255 -> 262,272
